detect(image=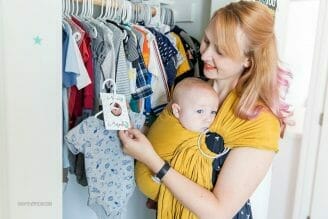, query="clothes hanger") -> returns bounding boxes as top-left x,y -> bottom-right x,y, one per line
69,0 -> 74,16
104,0 -> 111,19
89,0 -> 94,18
124,1 -> 133,24
121,0 -> 127,23
62,0 -> 66,17
97,0 -> 105,19
65,0 -> 70,17
86,0 -> 90,17
79,0 -> 84,17
81,0 -> 87,18
116,0 -> 124,22
111,0 -> 117,21
94,78 -> 117,119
